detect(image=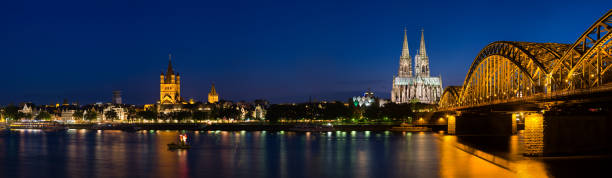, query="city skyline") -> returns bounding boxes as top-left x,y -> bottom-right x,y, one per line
1,2 -> 612,177
1,0 -> 610,105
